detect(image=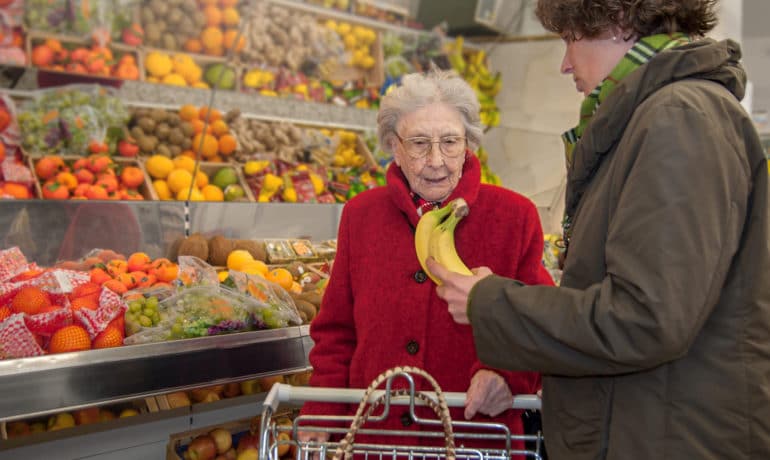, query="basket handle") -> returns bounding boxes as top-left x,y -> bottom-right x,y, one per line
332,366 -> 456,460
